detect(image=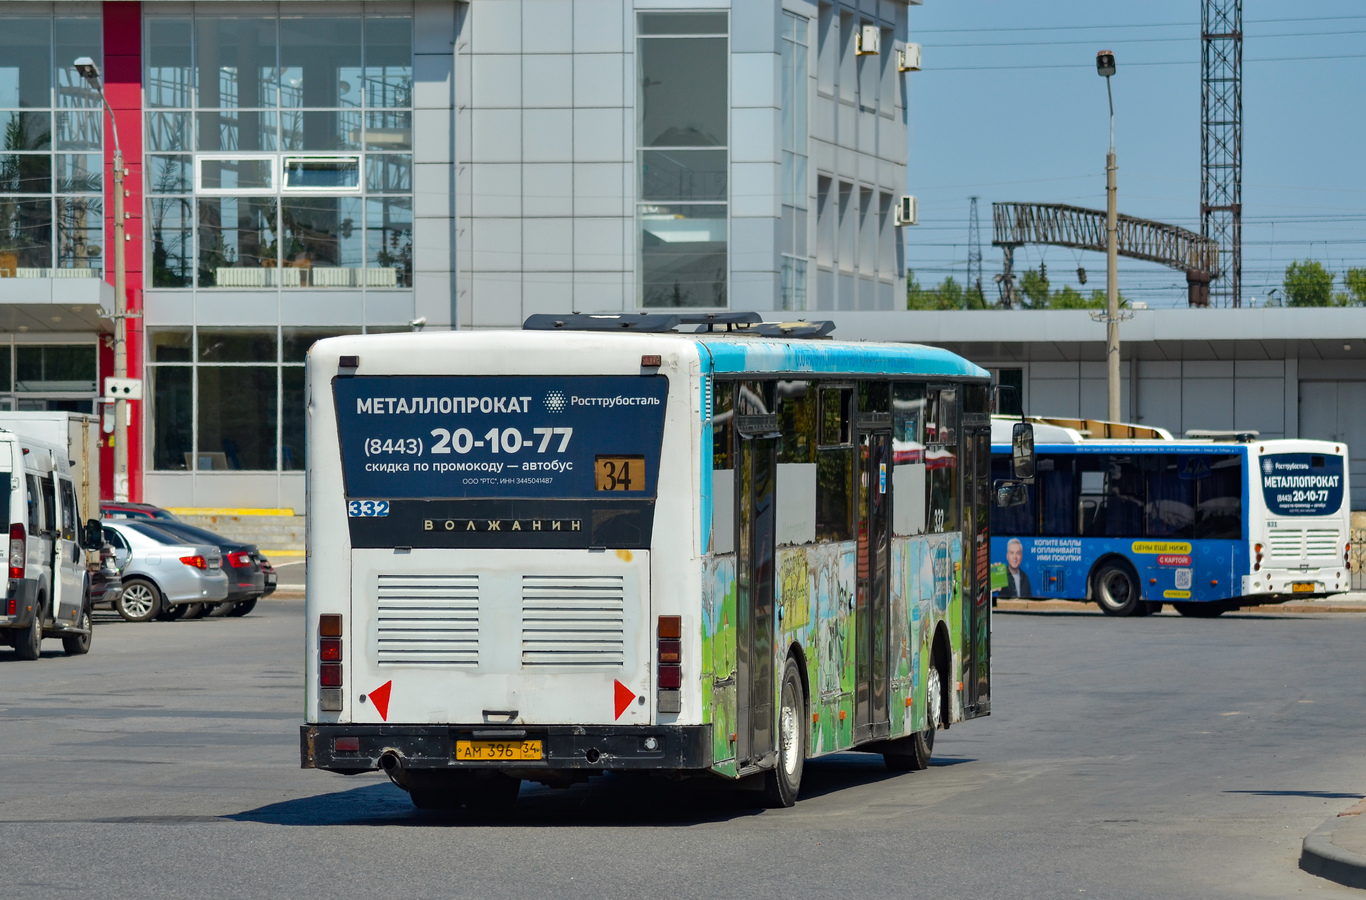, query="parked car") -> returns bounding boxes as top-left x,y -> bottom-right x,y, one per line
101,520 -> 228,622
99,502 -> 179,522
88,542 -> 124,613
138,520 -> 266,618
